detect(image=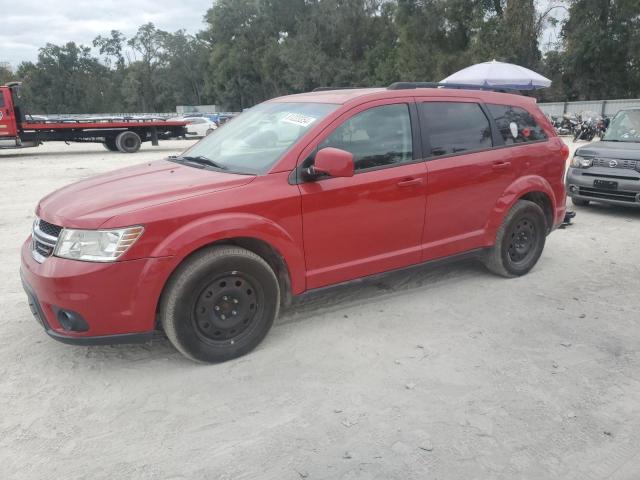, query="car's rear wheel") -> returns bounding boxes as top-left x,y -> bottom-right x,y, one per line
572,198 -> 590,207
115,131 -> 142,153
205,128 -> 215,136
483,200 -> 547,278
160,246 -> 280,363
